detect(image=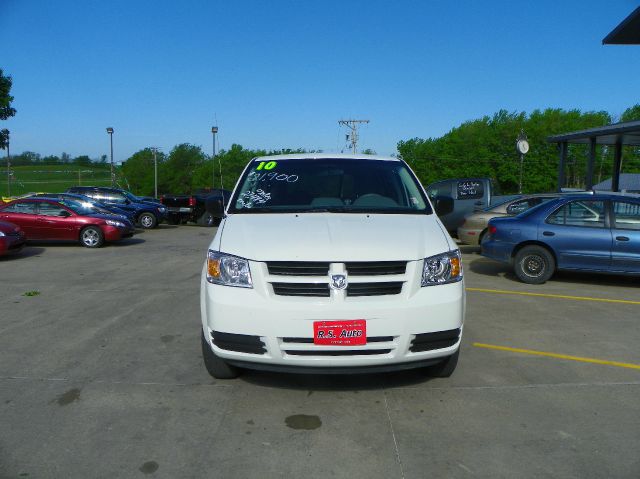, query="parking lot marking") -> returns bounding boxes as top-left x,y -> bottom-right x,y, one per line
466,287 -> 640,305
473,343 -> 640,370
